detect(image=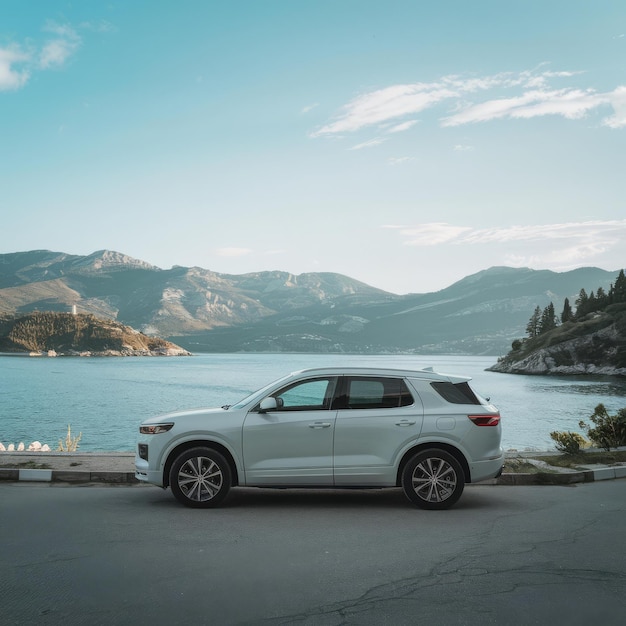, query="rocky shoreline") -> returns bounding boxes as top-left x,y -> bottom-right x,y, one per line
488,322 -> 626,377
488,355 -> 626,376
23,347 -> 191,357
